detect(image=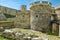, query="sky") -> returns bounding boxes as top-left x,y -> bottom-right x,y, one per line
0,0 -> 60,10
